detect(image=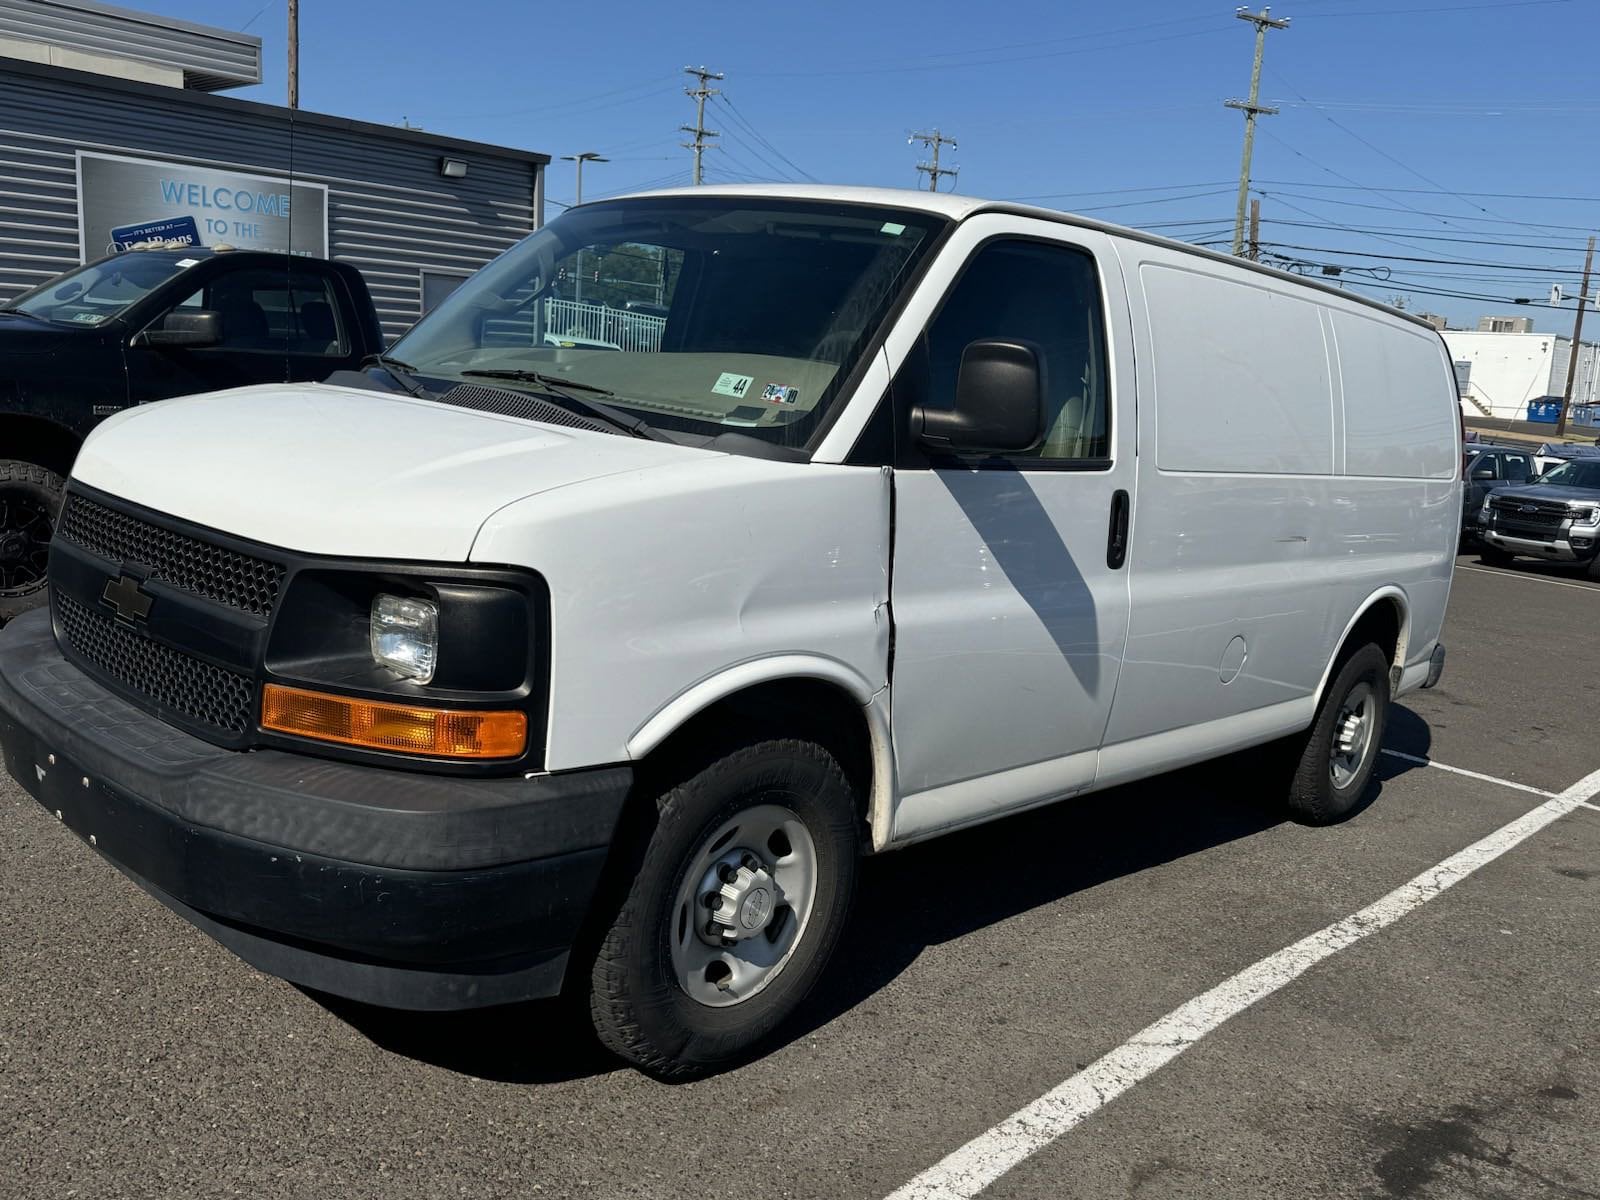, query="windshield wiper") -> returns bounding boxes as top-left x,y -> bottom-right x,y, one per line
361,353 -> 430,397
460,368 -> 615,396
457,368 -> 658,439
